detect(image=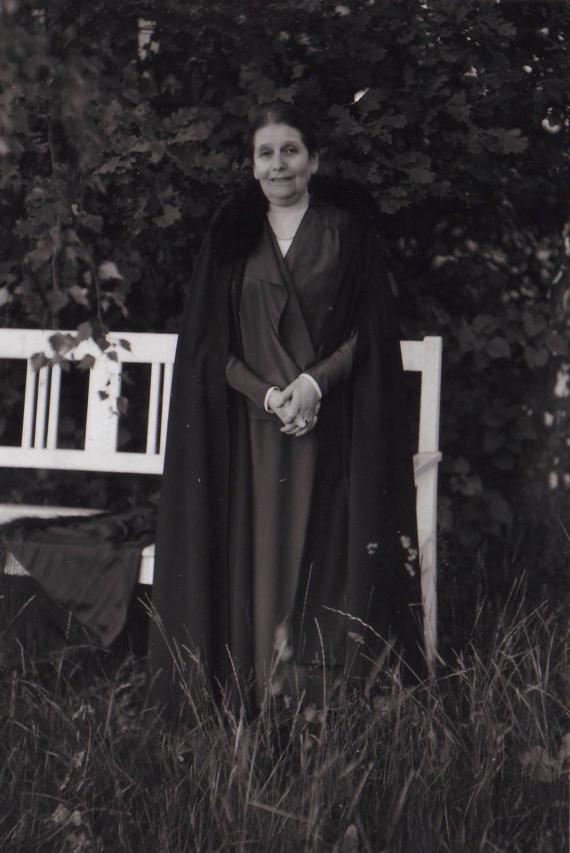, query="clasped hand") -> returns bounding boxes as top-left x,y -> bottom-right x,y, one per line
267,376 -> 321,437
